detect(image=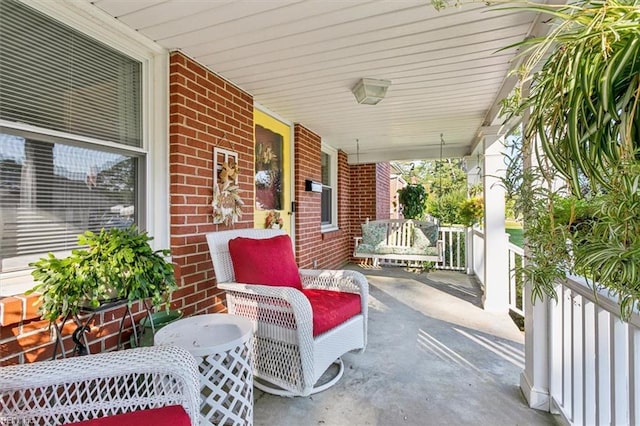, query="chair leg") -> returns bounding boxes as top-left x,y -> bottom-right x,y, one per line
253,358 -> 345,397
